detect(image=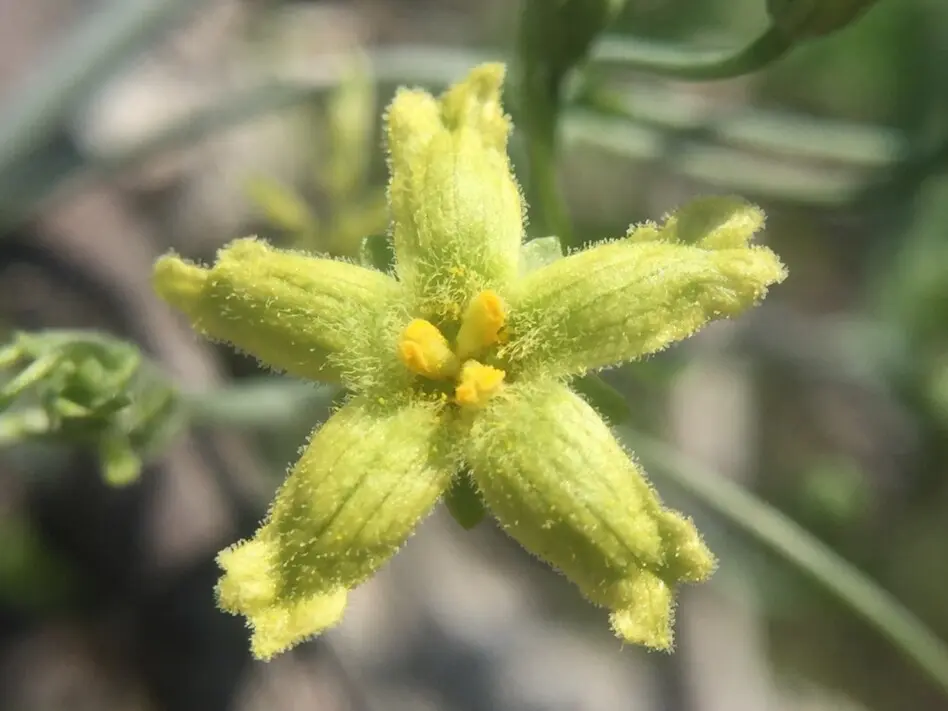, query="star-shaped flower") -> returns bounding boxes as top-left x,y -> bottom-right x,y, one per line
153,63 -> 786,660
